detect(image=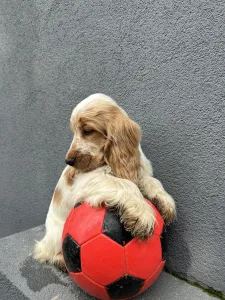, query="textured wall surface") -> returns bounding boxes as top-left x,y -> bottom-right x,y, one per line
0,0 -> 224,294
